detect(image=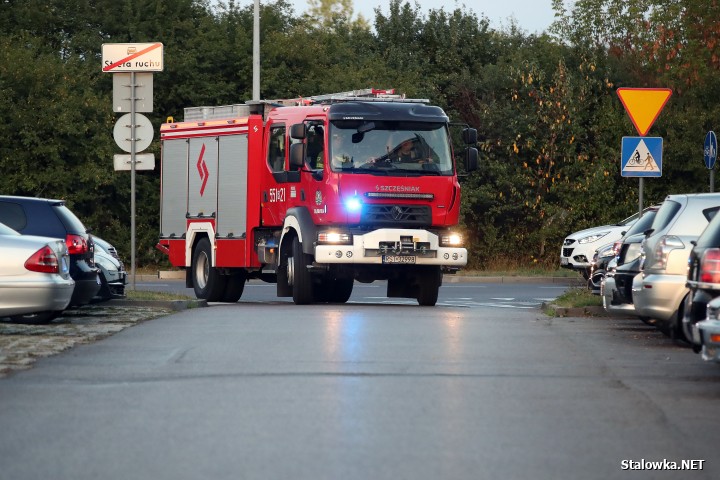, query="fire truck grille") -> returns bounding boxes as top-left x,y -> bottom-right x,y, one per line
361,204 -> 432,227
